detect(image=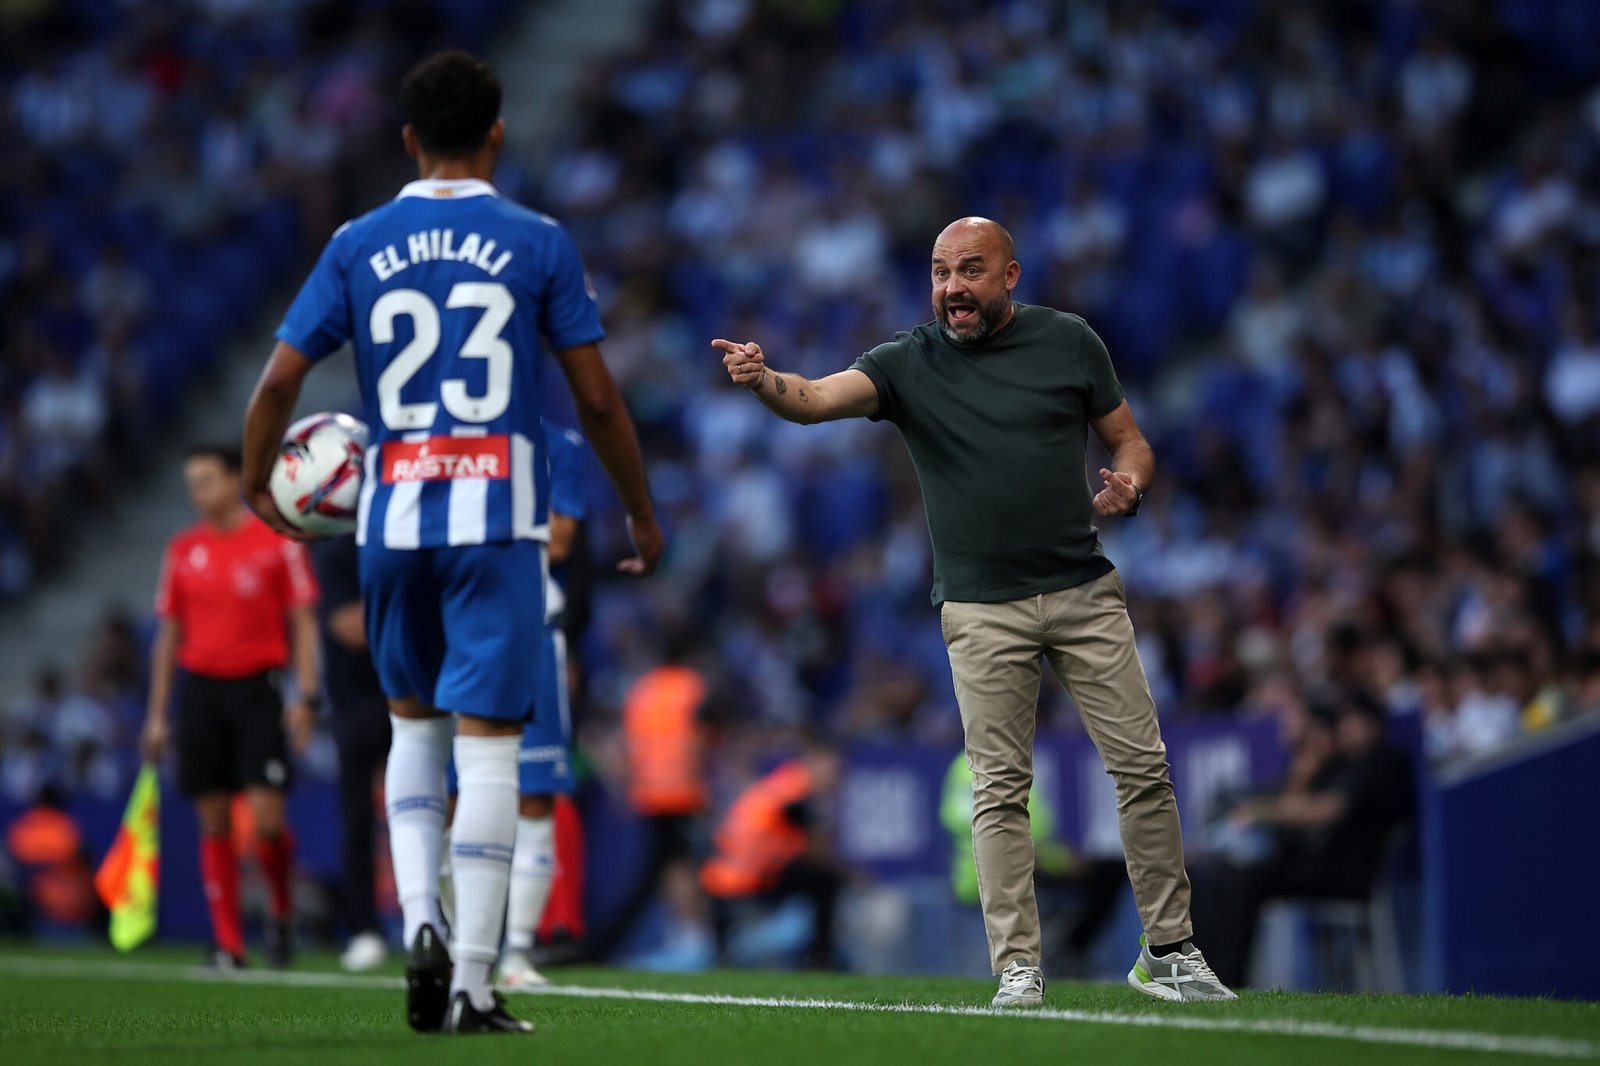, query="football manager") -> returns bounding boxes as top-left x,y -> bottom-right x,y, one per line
712,217 -> 1235,1005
